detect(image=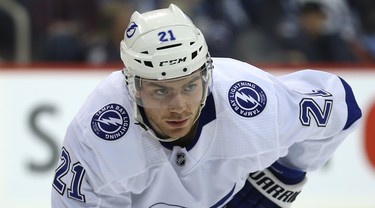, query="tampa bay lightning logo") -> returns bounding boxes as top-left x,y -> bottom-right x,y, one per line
126,22 -> 138,38
228,81 -> 267,118
91,103 -> 130,141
